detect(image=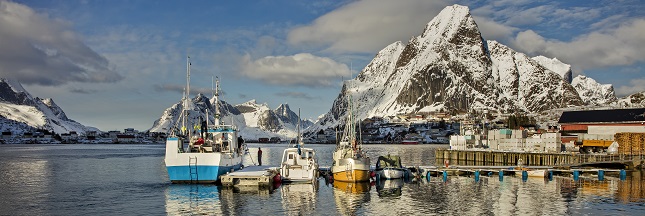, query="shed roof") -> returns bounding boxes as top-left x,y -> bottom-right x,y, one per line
558,108 -> 645,124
